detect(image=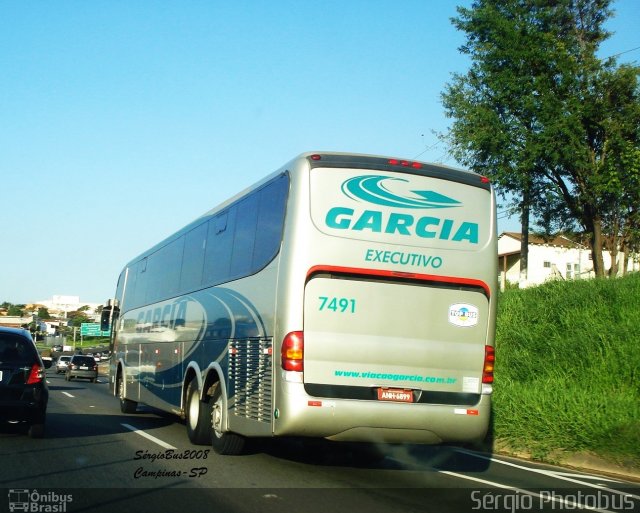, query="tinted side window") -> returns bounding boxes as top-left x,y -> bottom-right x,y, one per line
129,259 -> 147,310
180,222 -> 207,291
203,209 -> 237,285
253,175 -> 288,268
72,356 -> 94,365
145,237 -> 185,303
115,269 -> 126,305
230,194 -> 259,277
